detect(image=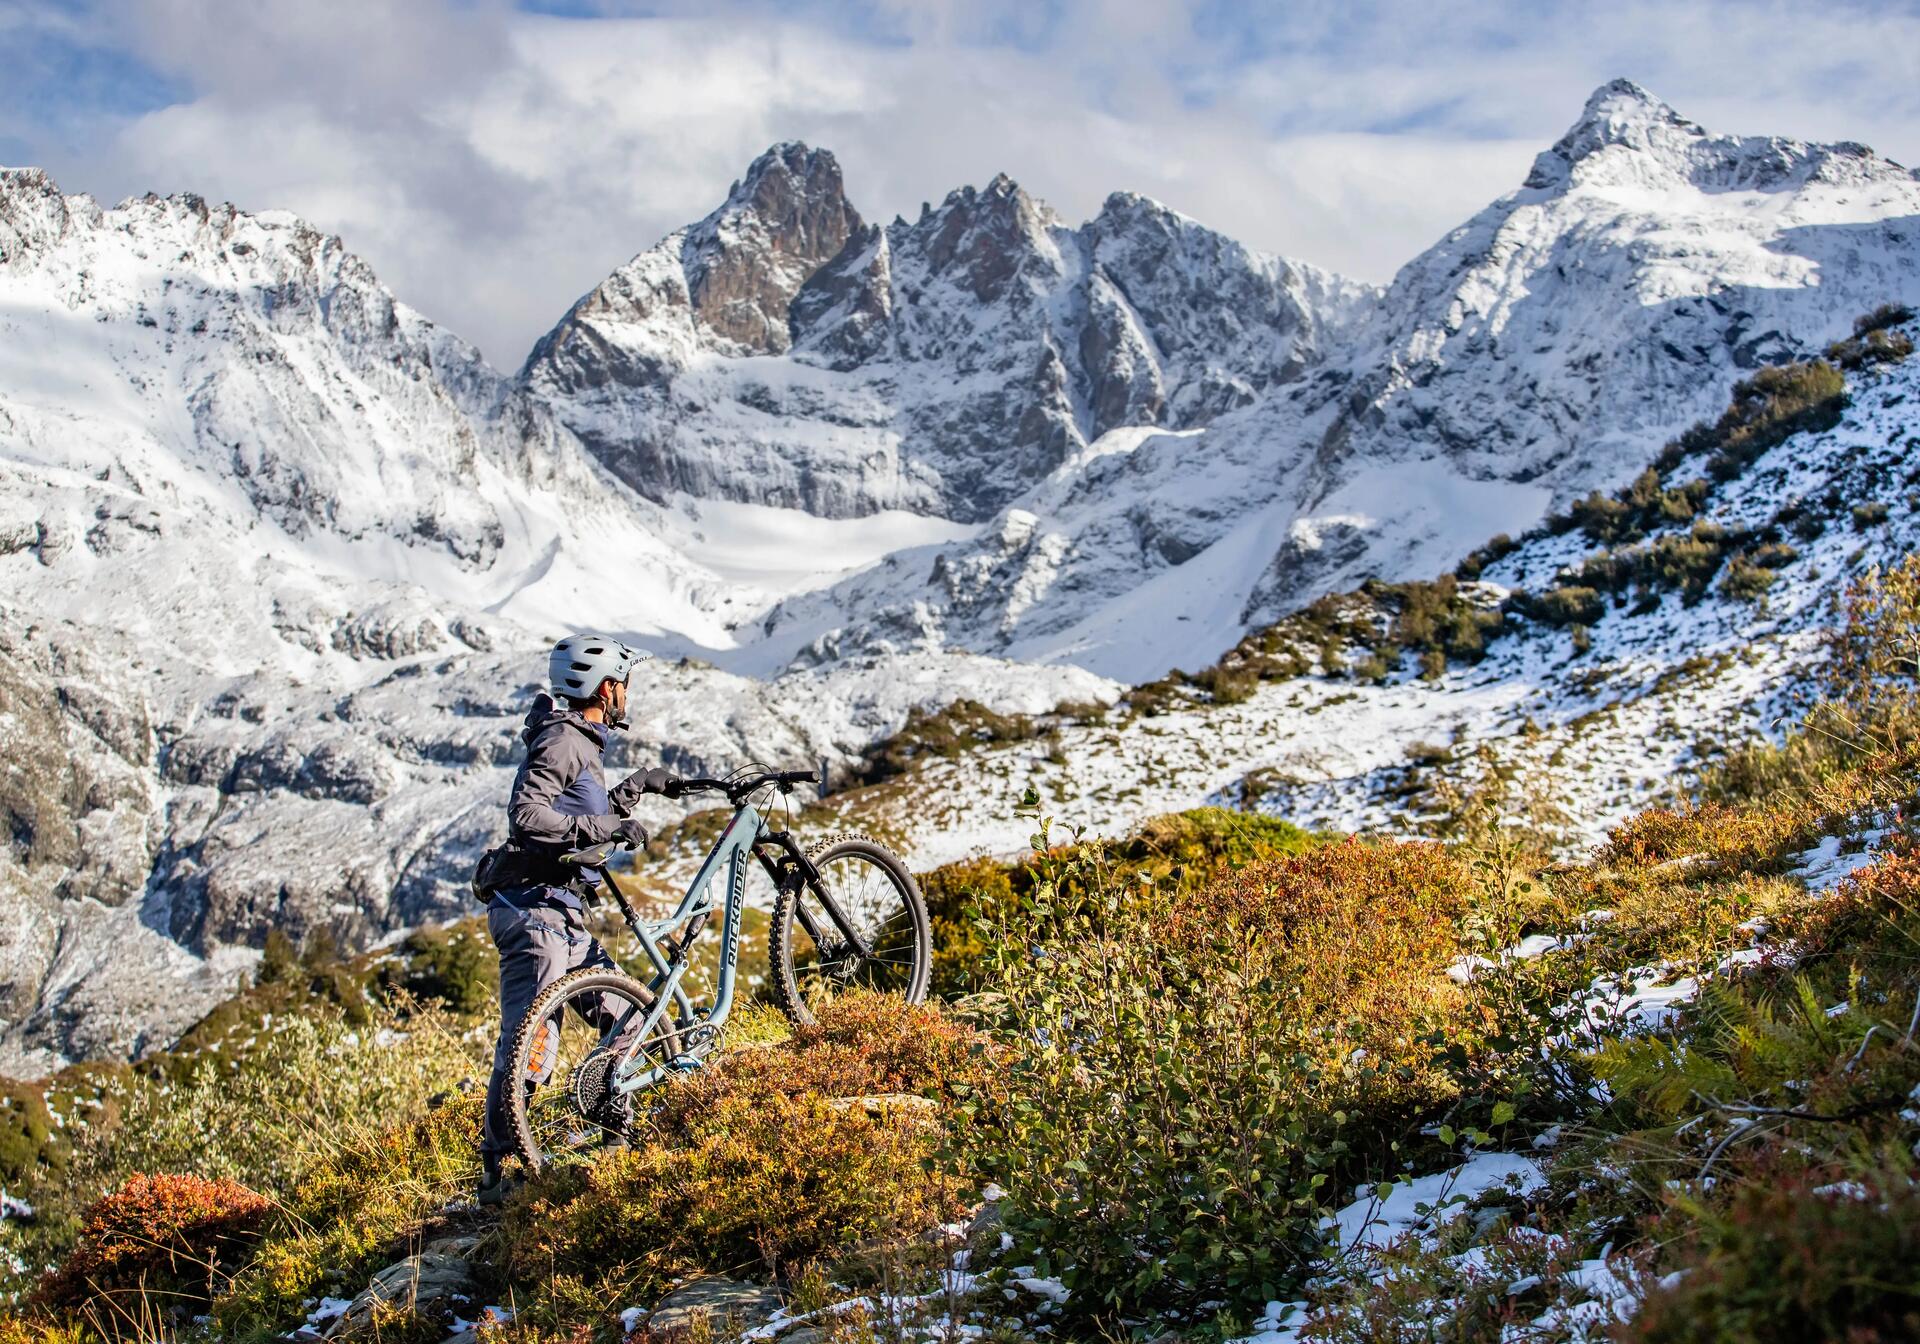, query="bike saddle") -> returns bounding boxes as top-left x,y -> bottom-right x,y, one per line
560,839 -> 623,866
